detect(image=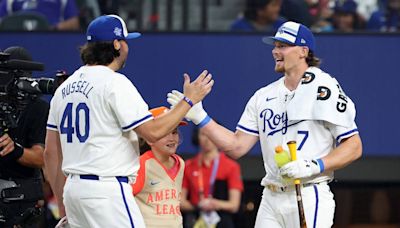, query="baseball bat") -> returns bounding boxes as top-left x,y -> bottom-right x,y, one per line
287,141 -> 307,228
